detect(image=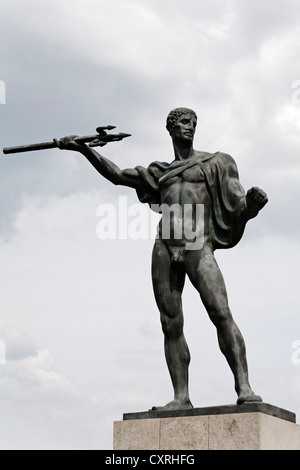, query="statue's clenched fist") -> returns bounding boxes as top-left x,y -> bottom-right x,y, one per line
246,186 -> 268,213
